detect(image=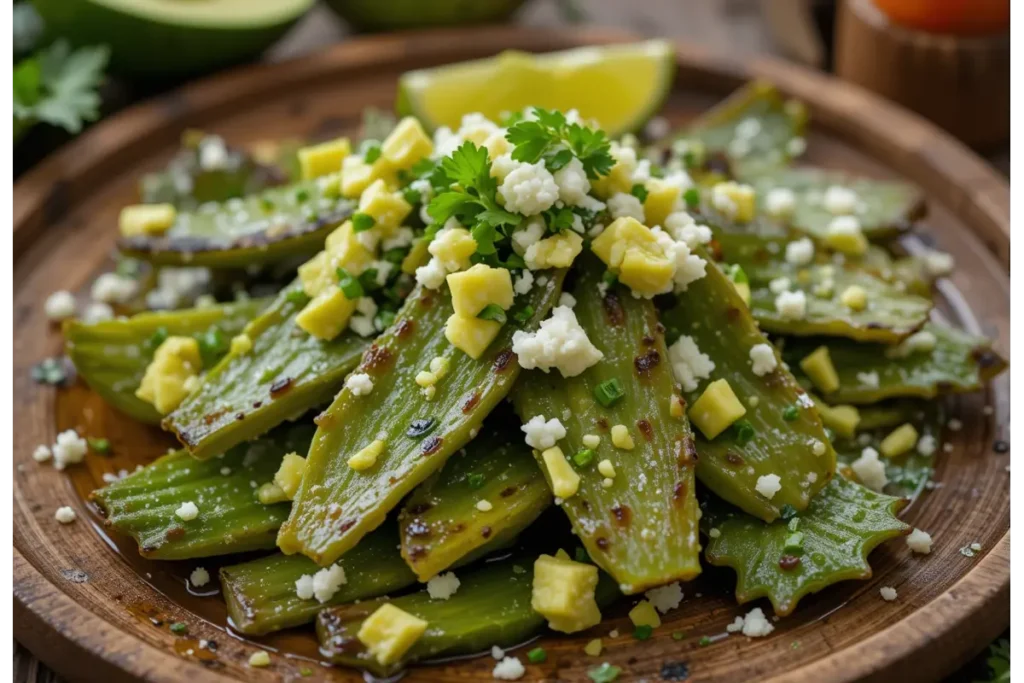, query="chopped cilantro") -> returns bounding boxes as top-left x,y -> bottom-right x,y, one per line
633,624 -> 653,640
506,108 -> 614,179
143,326 -> 169,352
169,622 -> 188,635
512,305 -> 534,323
782,405 -> 799,421
362,142 -> 382,164
683,187 -> 700,207
733,420 -> 756,445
